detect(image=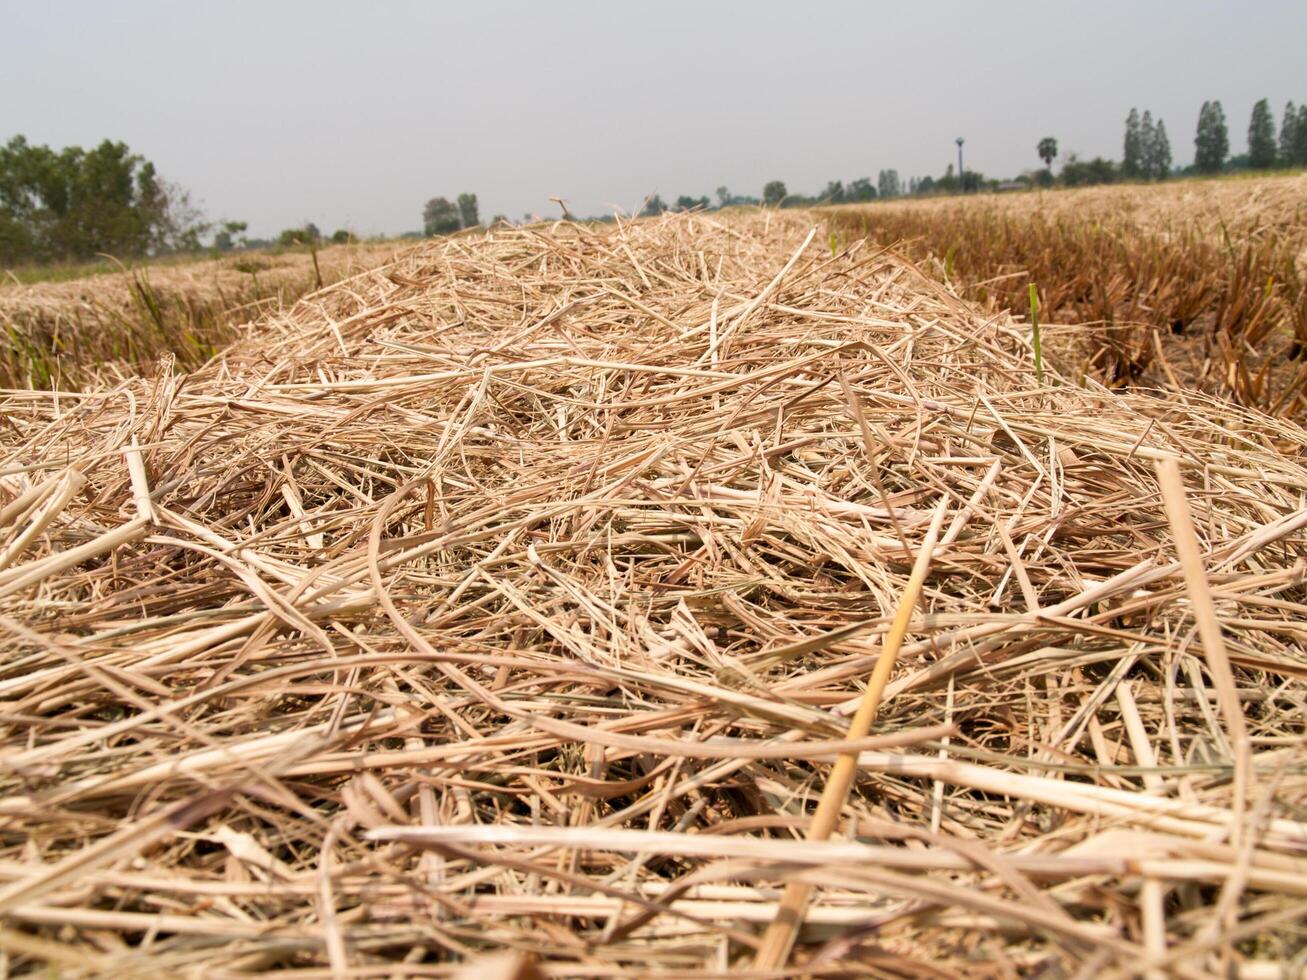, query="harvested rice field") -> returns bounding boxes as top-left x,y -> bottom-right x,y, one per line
0,240 -> 403,389
1,209 -> 1305,976
830,174 -> 1307,418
